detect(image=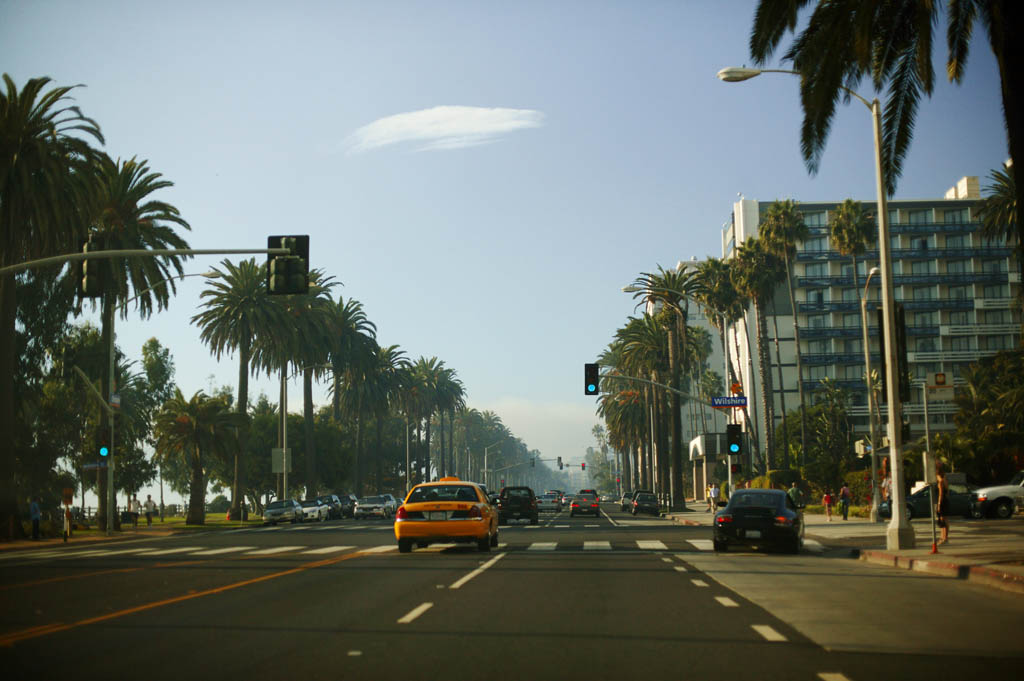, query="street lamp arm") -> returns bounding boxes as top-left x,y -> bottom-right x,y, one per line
0,247 -> 290,277
717,66 -> 873,111
599,371 -> 703,402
